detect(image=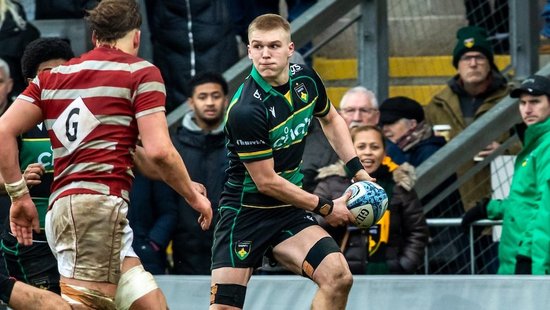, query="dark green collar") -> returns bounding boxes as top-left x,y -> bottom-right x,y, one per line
250,65 -> 292,95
